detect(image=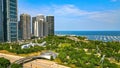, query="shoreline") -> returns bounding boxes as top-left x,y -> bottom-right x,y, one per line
55,34 -> 120,42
